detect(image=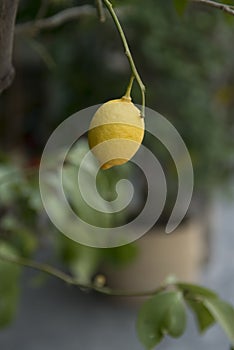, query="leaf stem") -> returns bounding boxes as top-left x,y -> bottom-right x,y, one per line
0,253 -> 169,297
103,0 -> 145,117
